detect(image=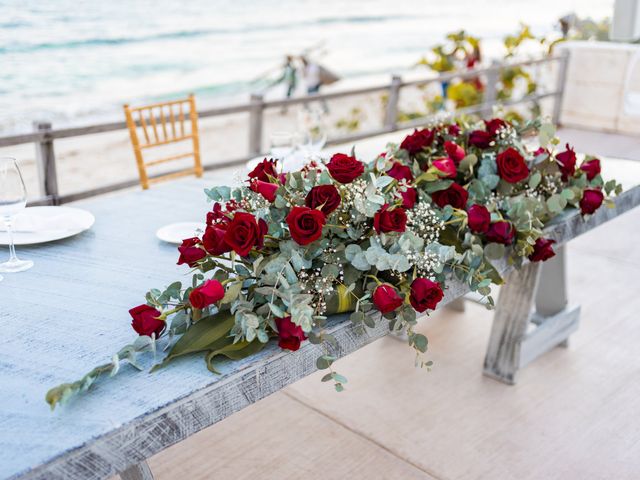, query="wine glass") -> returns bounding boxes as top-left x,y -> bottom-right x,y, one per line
0,158 -> 33,273
269,131 -> 294,160
299,108 -> 327,156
